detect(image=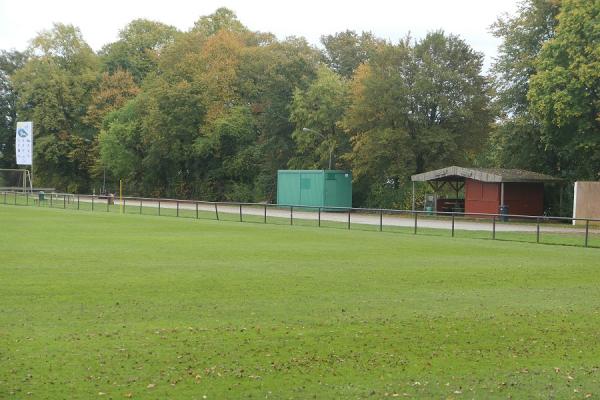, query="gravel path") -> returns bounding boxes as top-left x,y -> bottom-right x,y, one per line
78,196 -> 595,235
